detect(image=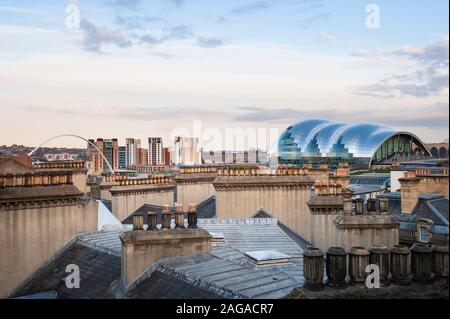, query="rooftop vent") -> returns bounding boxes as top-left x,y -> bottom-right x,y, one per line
209,232 -> 225,246
244,250 -> 291,266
